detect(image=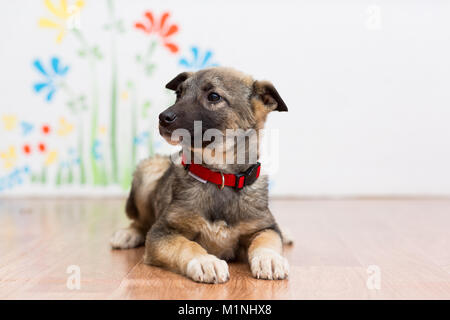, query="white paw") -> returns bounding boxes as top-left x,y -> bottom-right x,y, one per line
250,248 -> 289,280
110,228 -> 144,249
186,255 -> 229,284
